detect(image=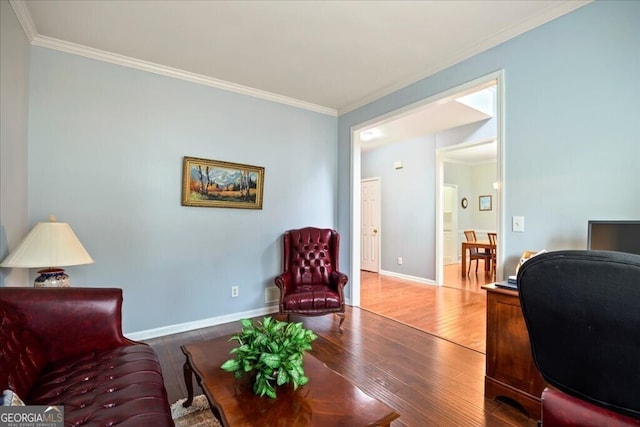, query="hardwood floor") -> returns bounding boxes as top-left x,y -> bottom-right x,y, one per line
442,262 -> 495,293
144,263 -> 535,426
145,306 -> 536,426
360,264 -> 494,353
